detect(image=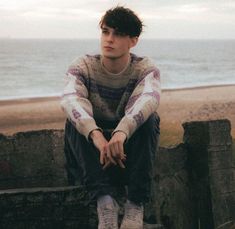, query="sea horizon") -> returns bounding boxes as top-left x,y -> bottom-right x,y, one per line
1,38 -> 235,100
1,37 -> 235,40
1,84 -> 235,102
